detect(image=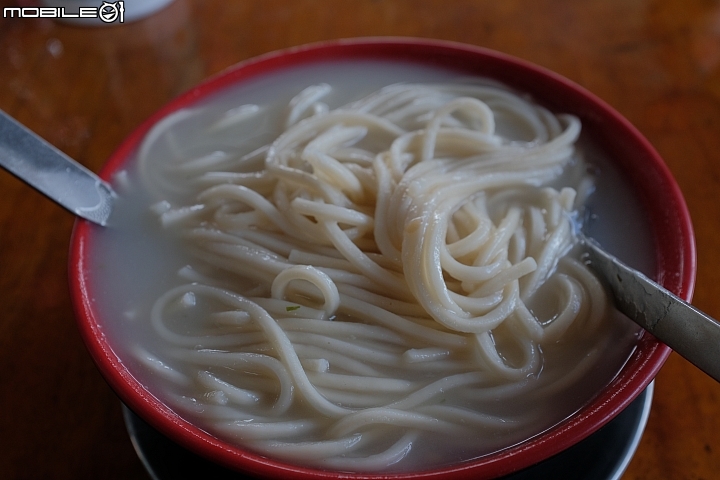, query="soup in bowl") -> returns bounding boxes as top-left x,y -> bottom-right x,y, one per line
69,38 -> 695,479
